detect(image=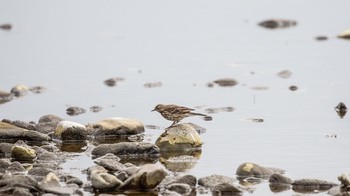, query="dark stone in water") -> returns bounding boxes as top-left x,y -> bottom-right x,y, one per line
289,85 -> 298,91
213,78 -> 238,87
0,24 -> 12,30
104,77 -> 125,87
90,105 -> 103,113
315,36 -> 328,41
29,86 -> 46,94
212,182 -> 242,195
0,90 -> 14,104
292,178 -> 337,193
335,102 -> 347,119
258,19 -> 297,29
66,106 -> 86,116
